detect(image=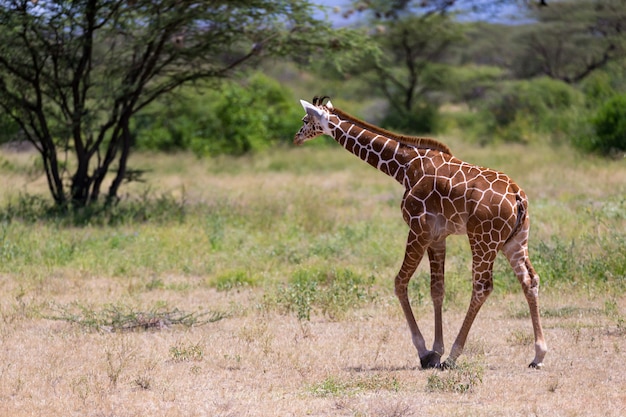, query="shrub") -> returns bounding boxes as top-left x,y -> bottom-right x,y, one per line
589,94 -> 626,155
473,77 -> 584,144
0,111 -> 21,144
273,267 -> 376,320
133,73 -> 302,156
381,102 -> 440,134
